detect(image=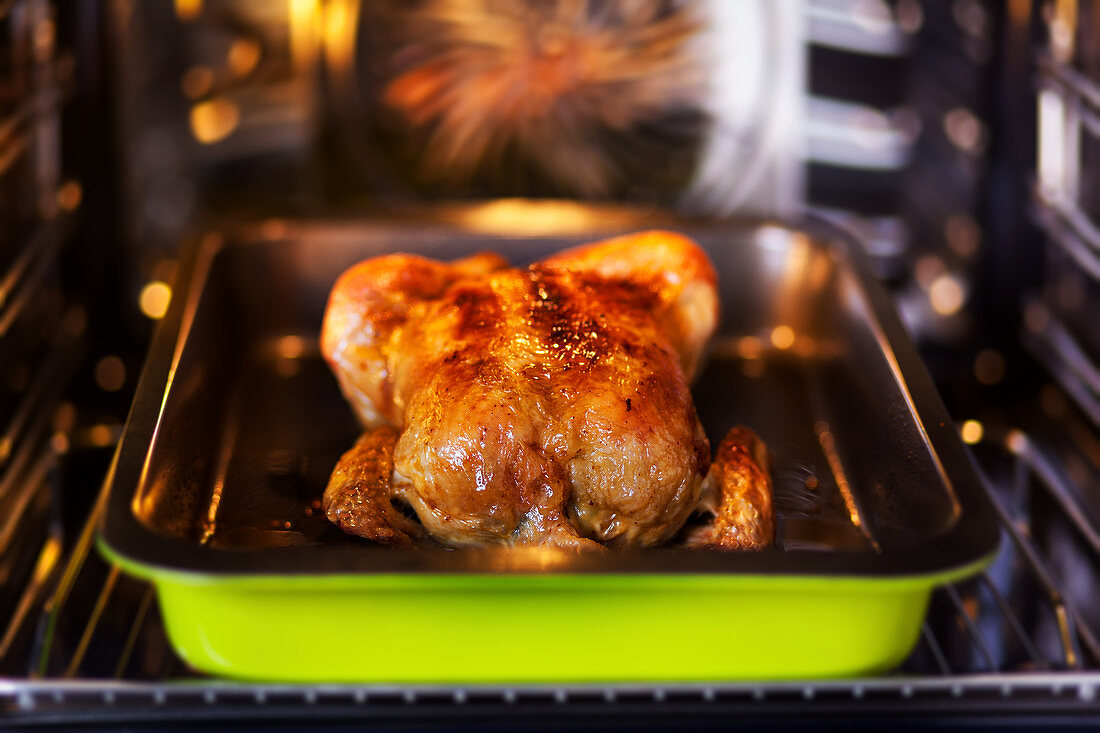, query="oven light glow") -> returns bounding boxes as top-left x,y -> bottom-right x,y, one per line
139,281 -> 172,320
174,0 -> 202,21
289,0 -> 321,69
181,66 -> 214,99
227,39 -> 261,78
1005,430 -> 1029,455
323,0 -> 358,69
276,335 -> 307,360
94,356 -> 127,393
190,98 -> 240,144
915,254 -> 945,290
897,0 -> 923,33
770,325 -> 795,350
755,225 -> 793,251
89,424 -> 114,448
929,273 -> 966,316
56,181 -> 82,212
275,335 -> 307,378
50,432 -> 69,455
1038,89 -> 1066,200
1049,0 -> 1077,62
850,0 -> 893,35
960,419 -> 984,445
32,536 -> 62,585
736,336 -> 763,360
459,199 -> 606,234
943,108 -> 985,154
